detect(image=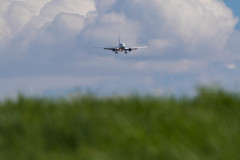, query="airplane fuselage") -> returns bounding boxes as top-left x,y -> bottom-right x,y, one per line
118,43 -> 126,51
